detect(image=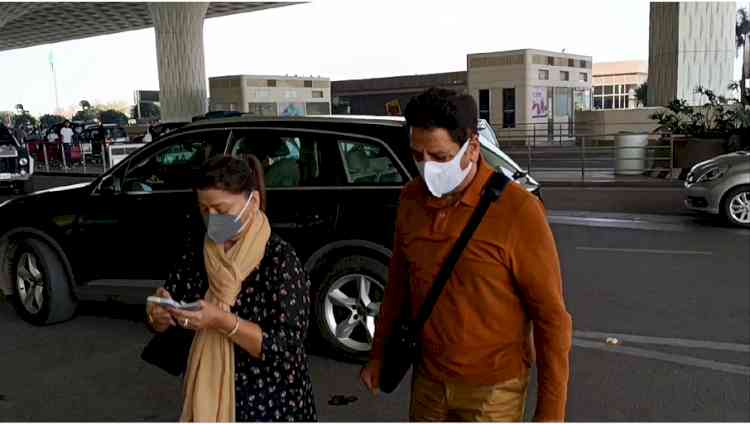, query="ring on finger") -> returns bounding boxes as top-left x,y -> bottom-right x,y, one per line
183,318 -> 189,328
